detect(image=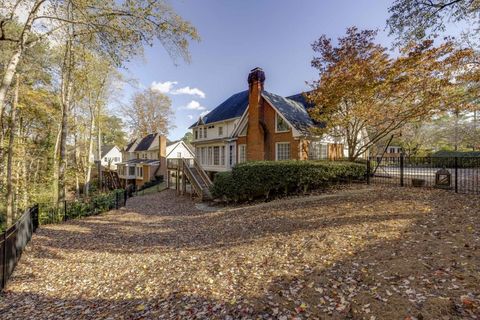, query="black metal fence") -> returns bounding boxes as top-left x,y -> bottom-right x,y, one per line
367,156 -> 480,194
1,189 -> 130,291
1,205 -> 38,290
38,189 -> 128,225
